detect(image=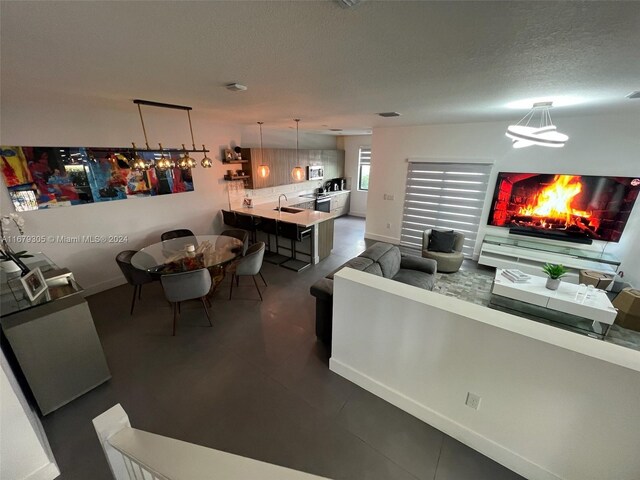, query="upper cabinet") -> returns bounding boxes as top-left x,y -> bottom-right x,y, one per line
242,148 -> 344,190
